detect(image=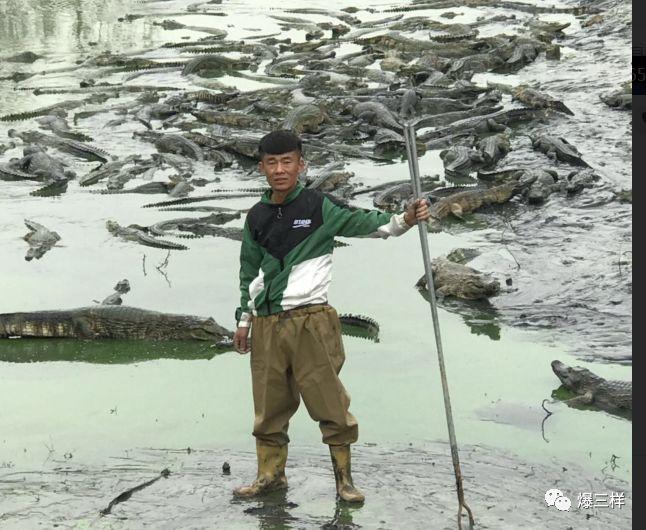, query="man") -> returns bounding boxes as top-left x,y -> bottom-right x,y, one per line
233,129 -> 430,503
